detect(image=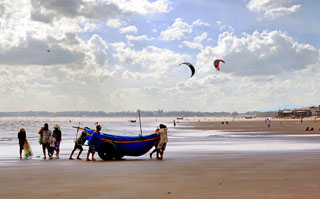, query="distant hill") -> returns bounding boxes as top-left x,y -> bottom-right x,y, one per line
0,110 -> 278,117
